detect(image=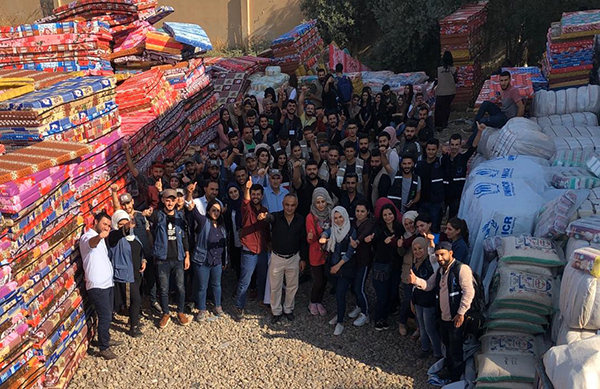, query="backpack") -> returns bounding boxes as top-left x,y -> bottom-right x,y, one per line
336,76 -> 353,103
